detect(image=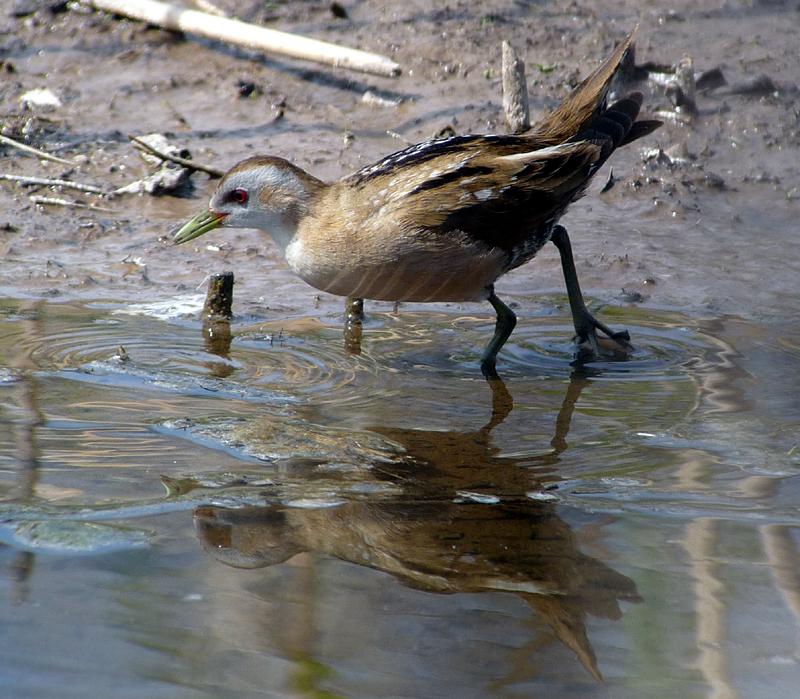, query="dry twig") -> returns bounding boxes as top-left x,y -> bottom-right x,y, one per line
0,134 -> 75,166
128,134 -> 226,177
0,174 -> 106,194
29,195 -> 115,212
